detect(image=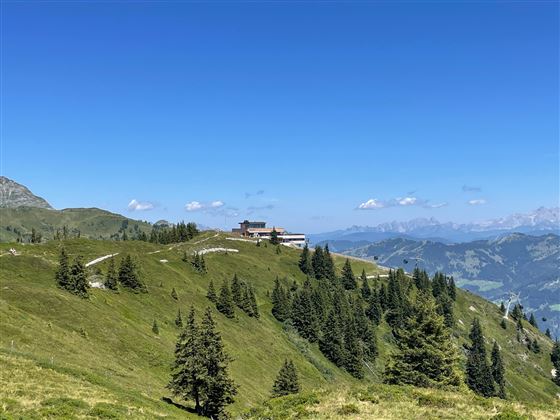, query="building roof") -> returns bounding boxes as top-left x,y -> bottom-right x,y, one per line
239,221 -> 266,224
247,227 -> 285,233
